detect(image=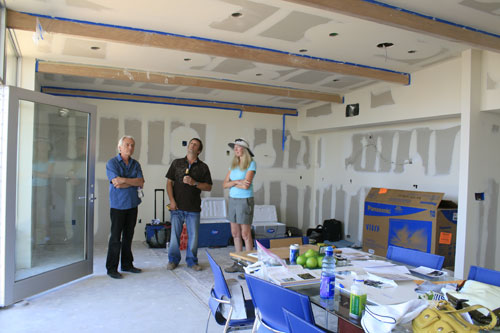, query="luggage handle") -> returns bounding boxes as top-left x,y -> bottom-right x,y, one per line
154,189 -> 165,222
